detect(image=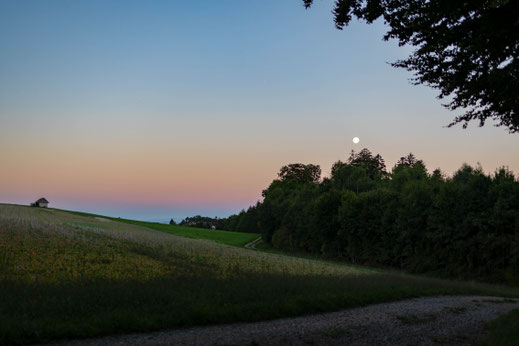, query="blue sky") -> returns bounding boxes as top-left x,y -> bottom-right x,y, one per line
1,0 -> 518,222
